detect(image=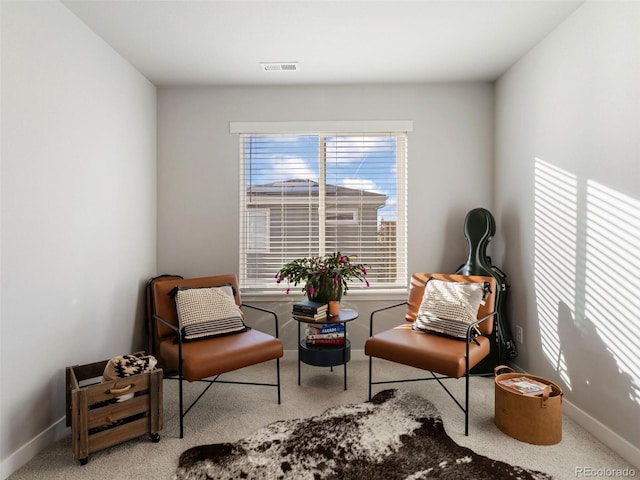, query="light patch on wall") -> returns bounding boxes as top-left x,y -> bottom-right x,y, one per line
534,158 -> 640,406
534,158 -> 578,390
584,181 -> 640,405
